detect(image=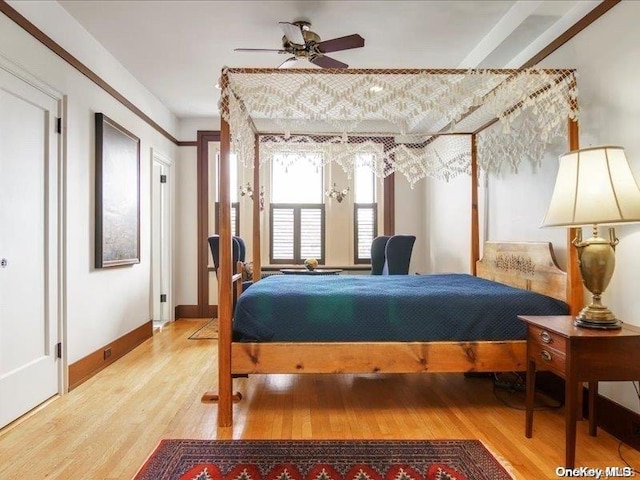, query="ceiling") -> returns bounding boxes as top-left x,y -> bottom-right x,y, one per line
58,0 -> 601,120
